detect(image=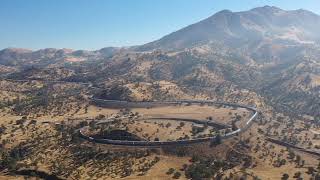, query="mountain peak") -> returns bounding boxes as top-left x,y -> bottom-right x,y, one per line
250,5 -> 283,13
216,9 -> 233,15
138,6 -> 320,51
